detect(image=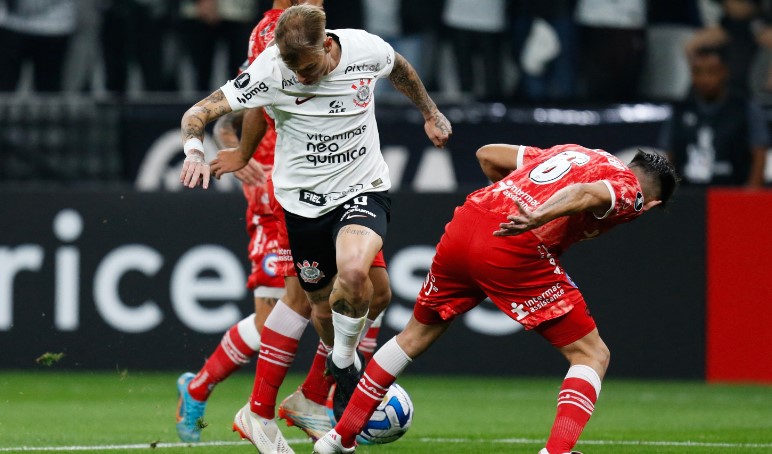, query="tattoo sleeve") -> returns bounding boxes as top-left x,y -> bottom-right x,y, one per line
181,89 -> 232,143
388,53 -> 438,121
332,298 -> 367,317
